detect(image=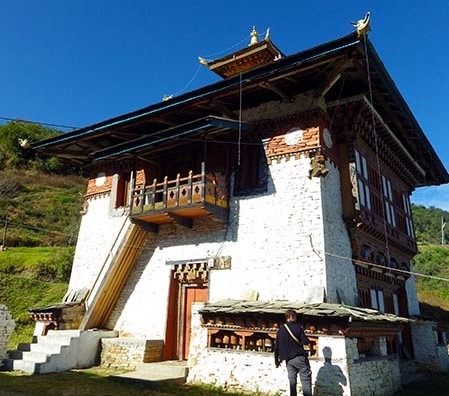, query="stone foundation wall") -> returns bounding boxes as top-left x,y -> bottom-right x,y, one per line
347,357 -> 401,396
101,338 -> 163,369
188,304 -> 405,395
411,319 -> 449,372
0,305 -> 15,361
